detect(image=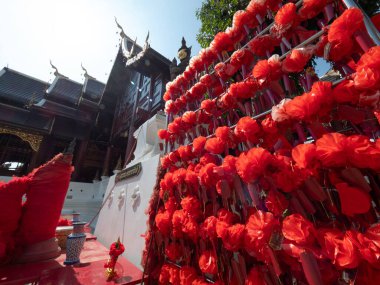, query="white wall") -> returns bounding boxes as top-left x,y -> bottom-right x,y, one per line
94,154 -> 160,270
